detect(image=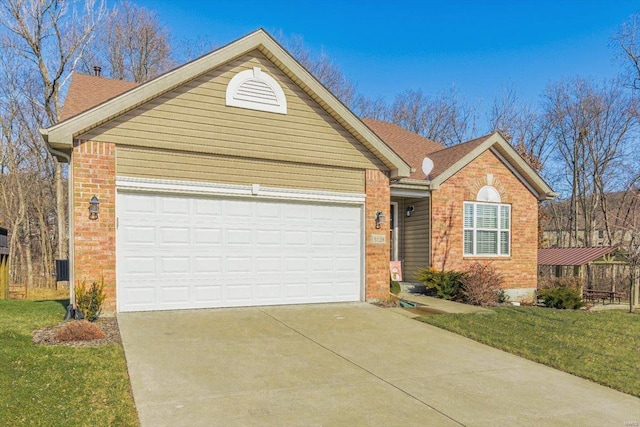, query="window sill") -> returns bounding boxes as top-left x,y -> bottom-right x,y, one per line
463,256 -> 511,260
